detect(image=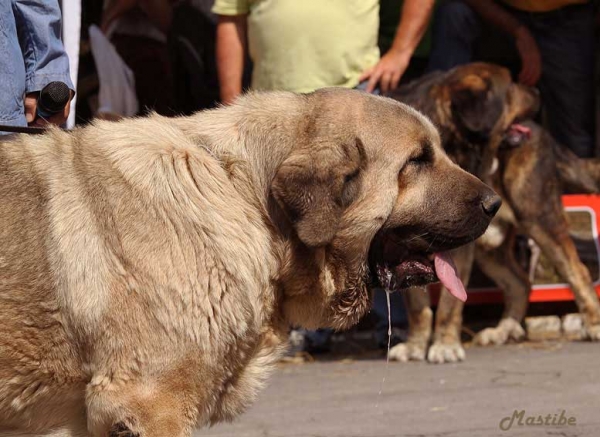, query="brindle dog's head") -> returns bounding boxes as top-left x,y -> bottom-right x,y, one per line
442,63 -> 539,143
388,63 -> 540,176
270,88 -> 501,330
